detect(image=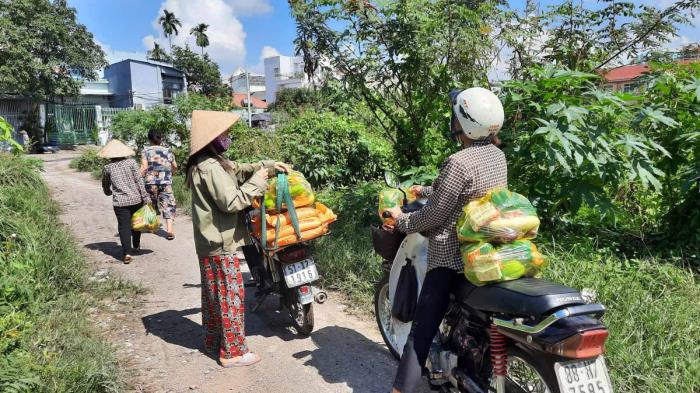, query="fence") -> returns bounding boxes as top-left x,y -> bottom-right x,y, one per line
100,107 -> 132,141
46,104 -> 98,145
